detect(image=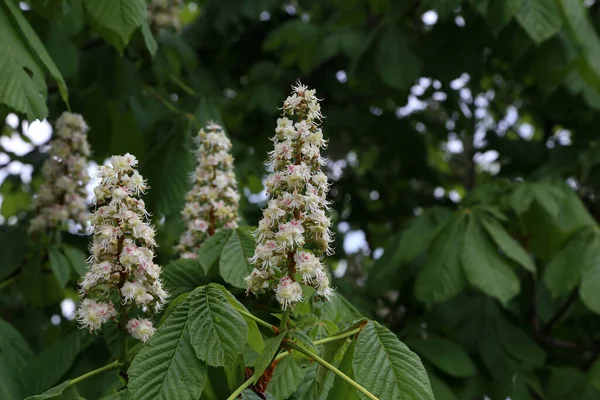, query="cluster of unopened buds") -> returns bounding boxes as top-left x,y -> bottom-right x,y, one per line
176,122 -> 240,259
147,0 -> 181,32
246,82 -> 334,310
30,112 -> 91,233
76,154 -> 168,342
